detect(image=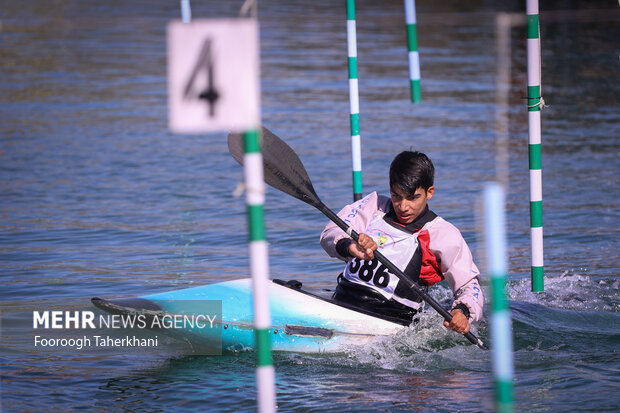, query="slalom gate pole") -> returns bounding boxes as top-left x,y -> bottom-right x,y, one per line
494,13 -> 513,188
404,0 -> 421,103
243,129 -> 277,413
484,183 -> 514,413
526,0 -> 544,292
346,0 -> 363,201
180,0 -> 191,23
172,3 -> 274,410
